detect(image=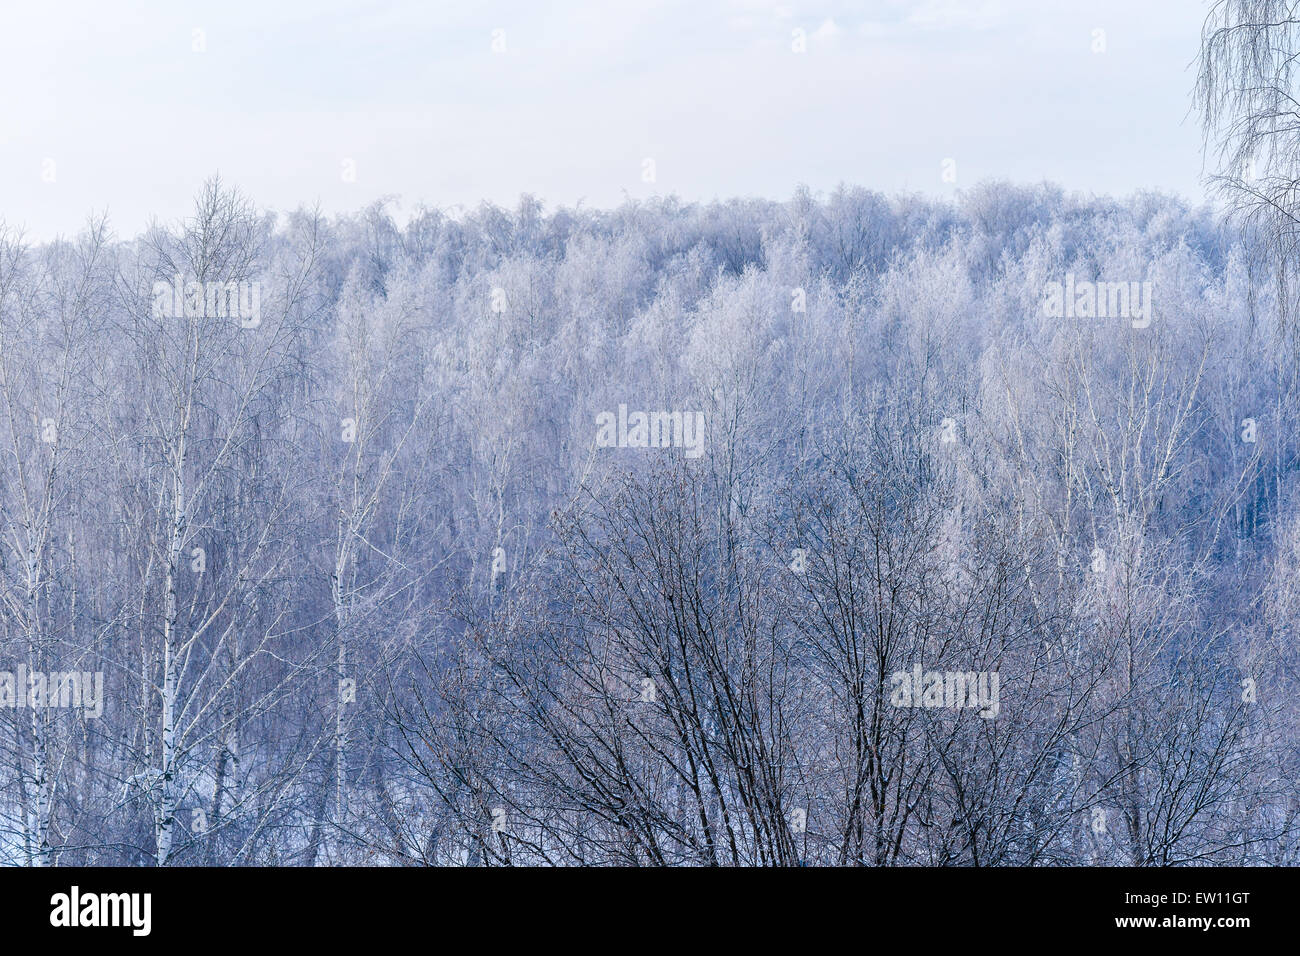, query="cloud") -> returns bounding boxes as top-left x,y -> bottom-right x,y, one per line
907,0 -> 1008,31
856,0 -> 1010,37
812,18 -> 844,44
